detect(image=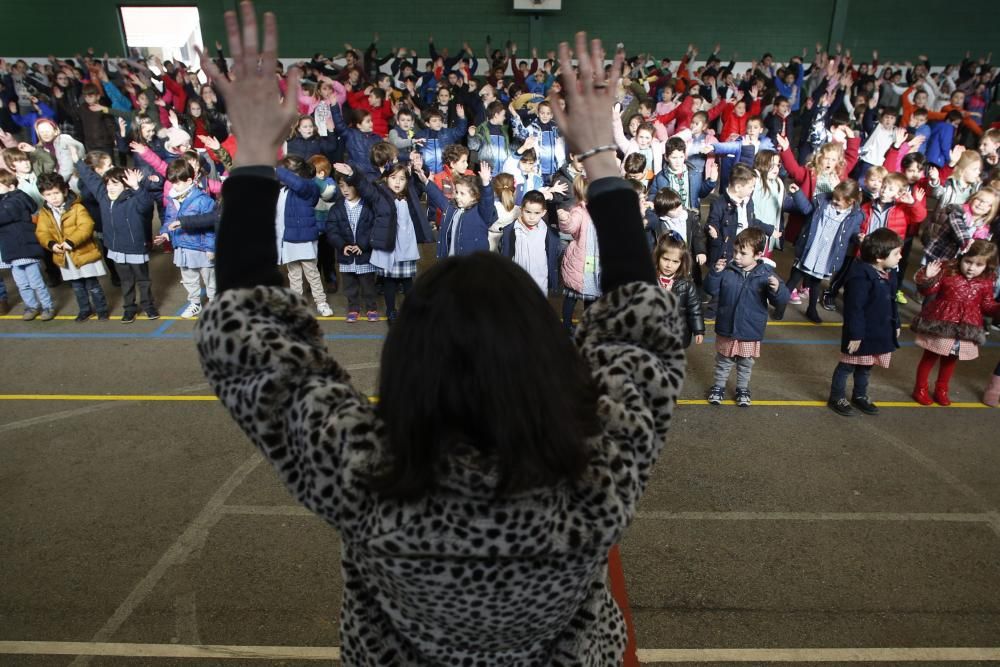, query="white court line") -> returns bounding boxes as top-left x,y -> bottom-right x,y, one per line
3,641 -> 1000,662
68,454 -> 263,667
220,504 -> 997,525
